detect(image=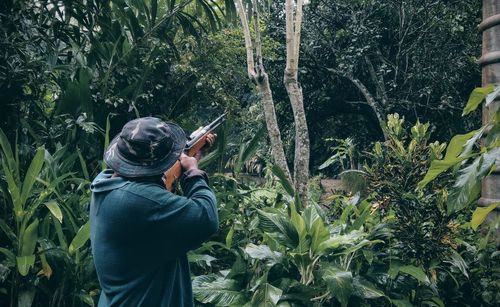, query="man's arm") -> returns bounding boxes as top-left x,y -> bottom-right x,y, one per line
154,154 -> 218,256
